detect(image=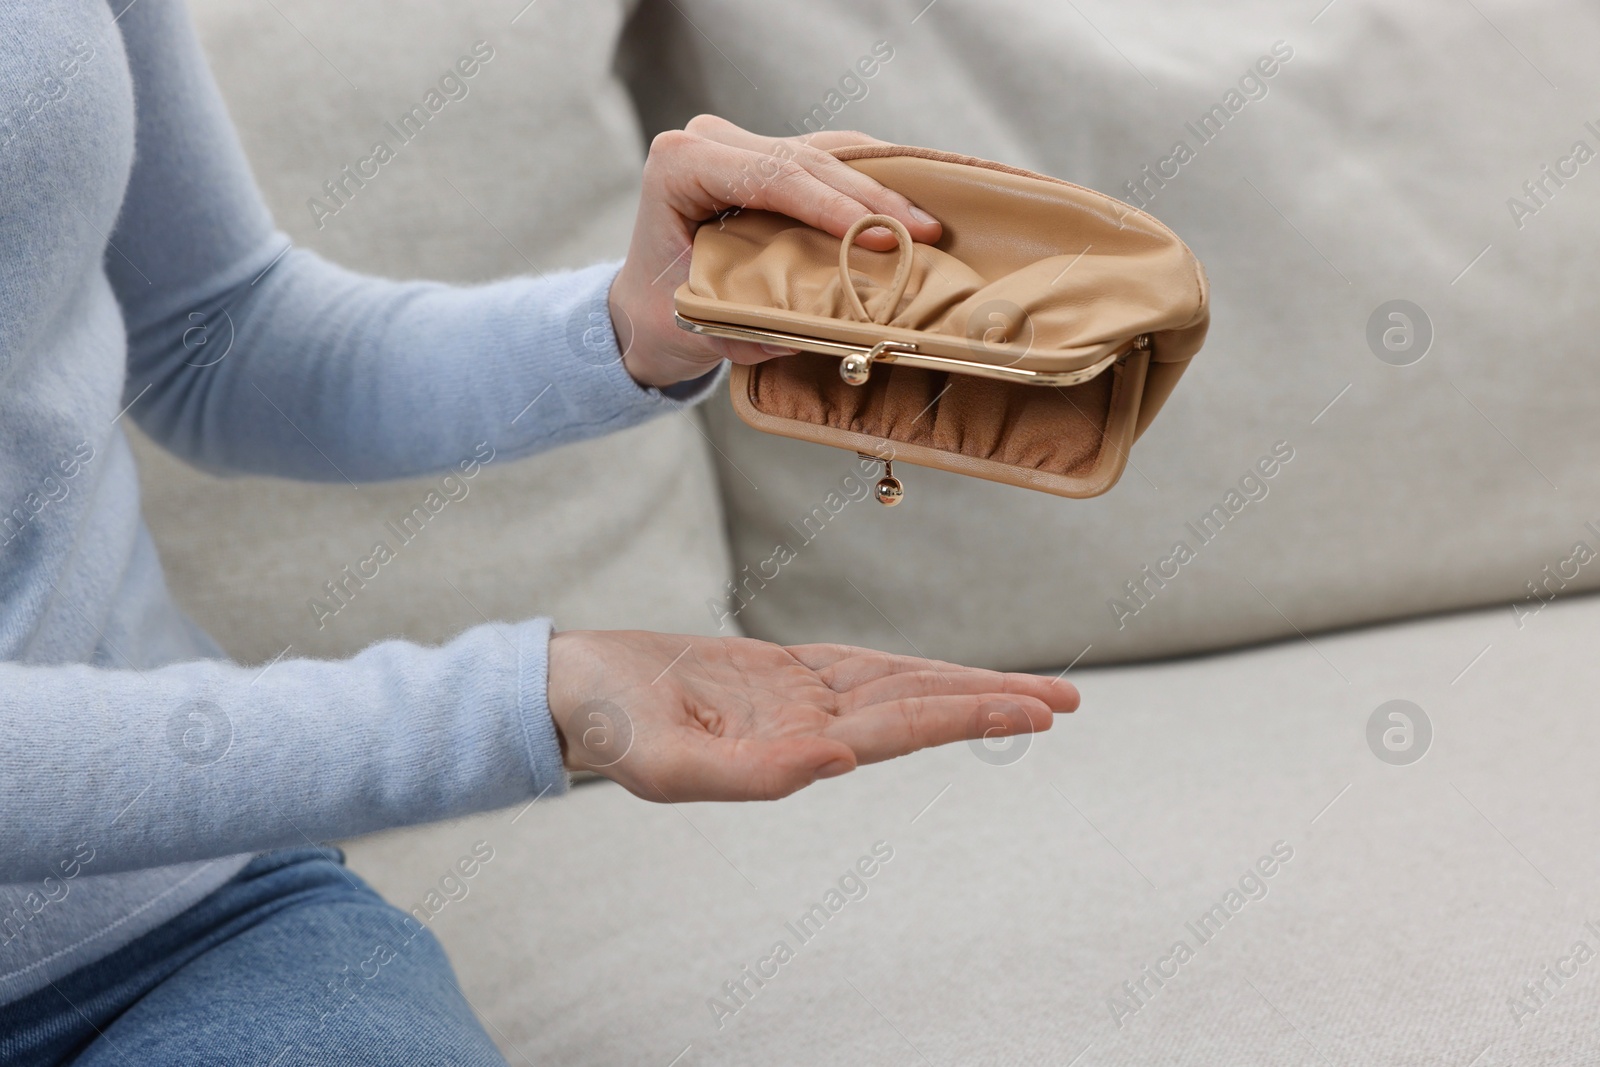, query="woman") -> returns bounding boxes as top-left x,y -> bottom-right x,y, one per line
0,2 -> 1076,1062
